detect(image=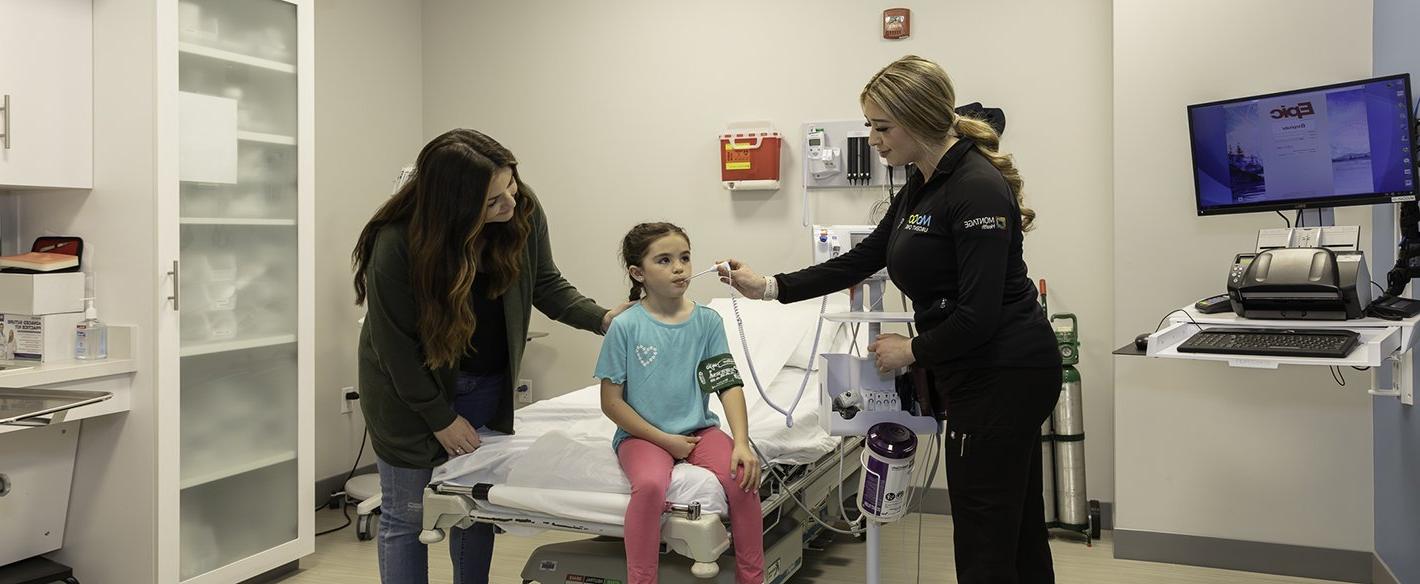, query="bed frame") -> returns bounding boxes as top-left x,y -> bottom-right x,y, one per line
419,438 -> 864,582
